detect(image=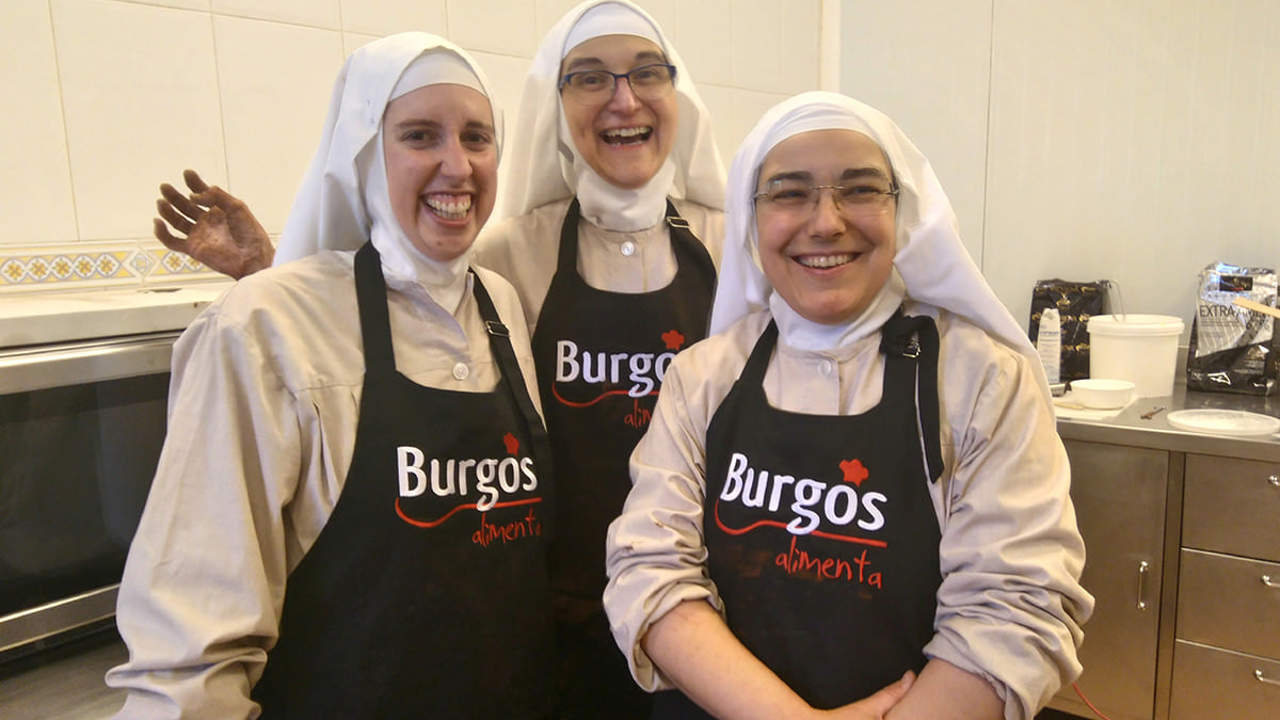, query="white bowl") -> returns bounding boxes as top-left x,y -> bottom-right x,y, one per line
1071,379 -> 1135,409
